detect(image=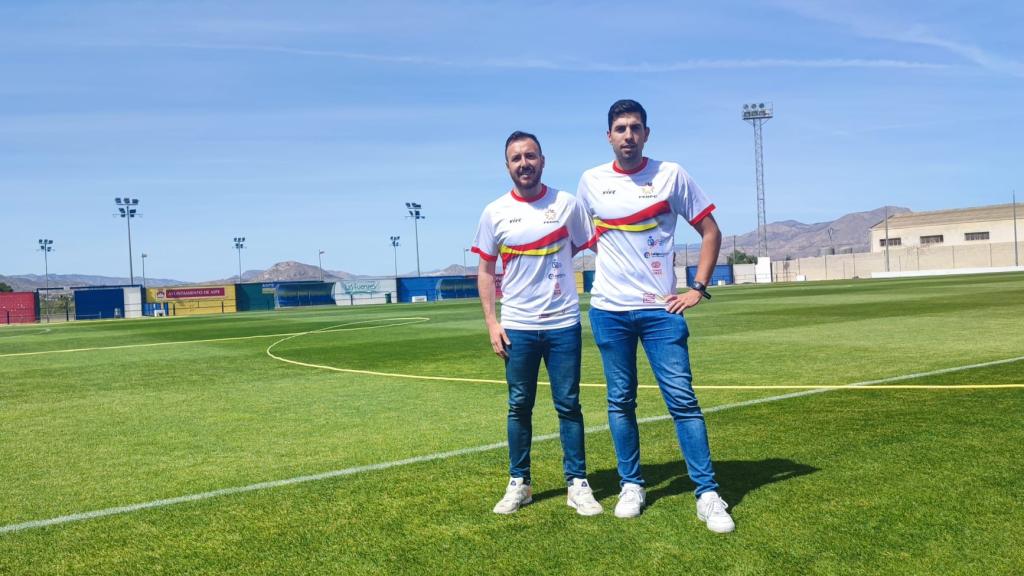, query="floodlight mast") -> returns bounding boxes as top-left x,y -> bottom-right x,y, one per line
233,237 -> 246,282
38,239 -> 53,322
114,197 -> 140,284
390,236 -> 400,278
405,202 -> 424,276
742,103 -> 773,258
318,250 -> 325,282
141,253 -> 148,289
